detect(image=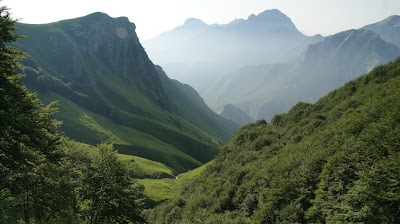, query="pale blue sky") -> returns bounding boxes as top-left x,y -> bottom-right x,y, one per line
3,0 -> 400,40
